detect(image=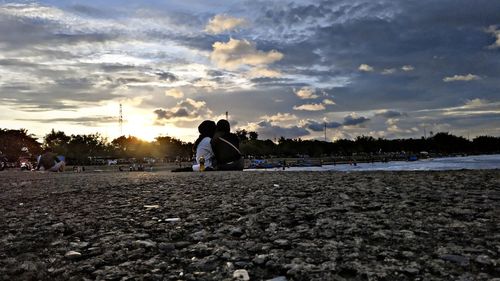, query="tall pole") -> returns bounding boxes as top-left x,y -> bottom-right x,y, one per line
225,111 -> 228,120
324,122 -> 327,142
119,103 -> 123,136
